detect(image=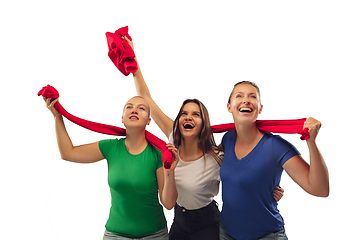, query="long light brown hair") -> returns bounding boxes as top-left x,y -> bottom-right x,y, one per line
172,99 -> 222,165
